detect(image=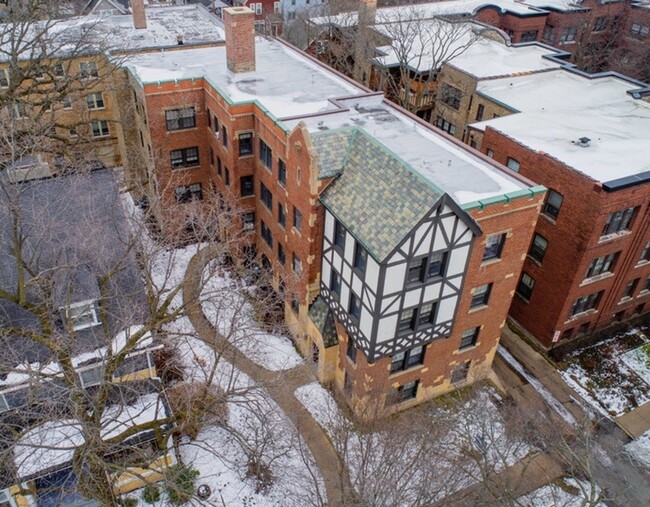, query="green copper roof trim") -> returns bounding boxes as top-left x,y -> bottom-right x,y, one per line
461,185 -> 547,211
